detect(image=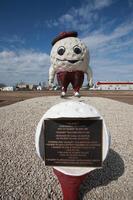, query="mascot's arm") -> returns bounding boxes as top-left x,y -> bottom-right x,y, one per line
48,66 -> 56,87
86,66 -> 93,87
